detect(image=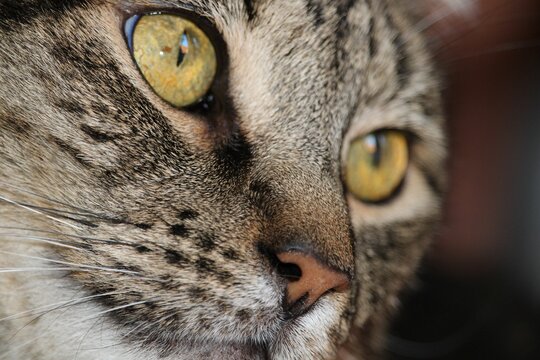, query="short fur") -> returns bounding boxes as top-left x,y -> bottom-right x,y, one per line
0,1 -> 450,359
